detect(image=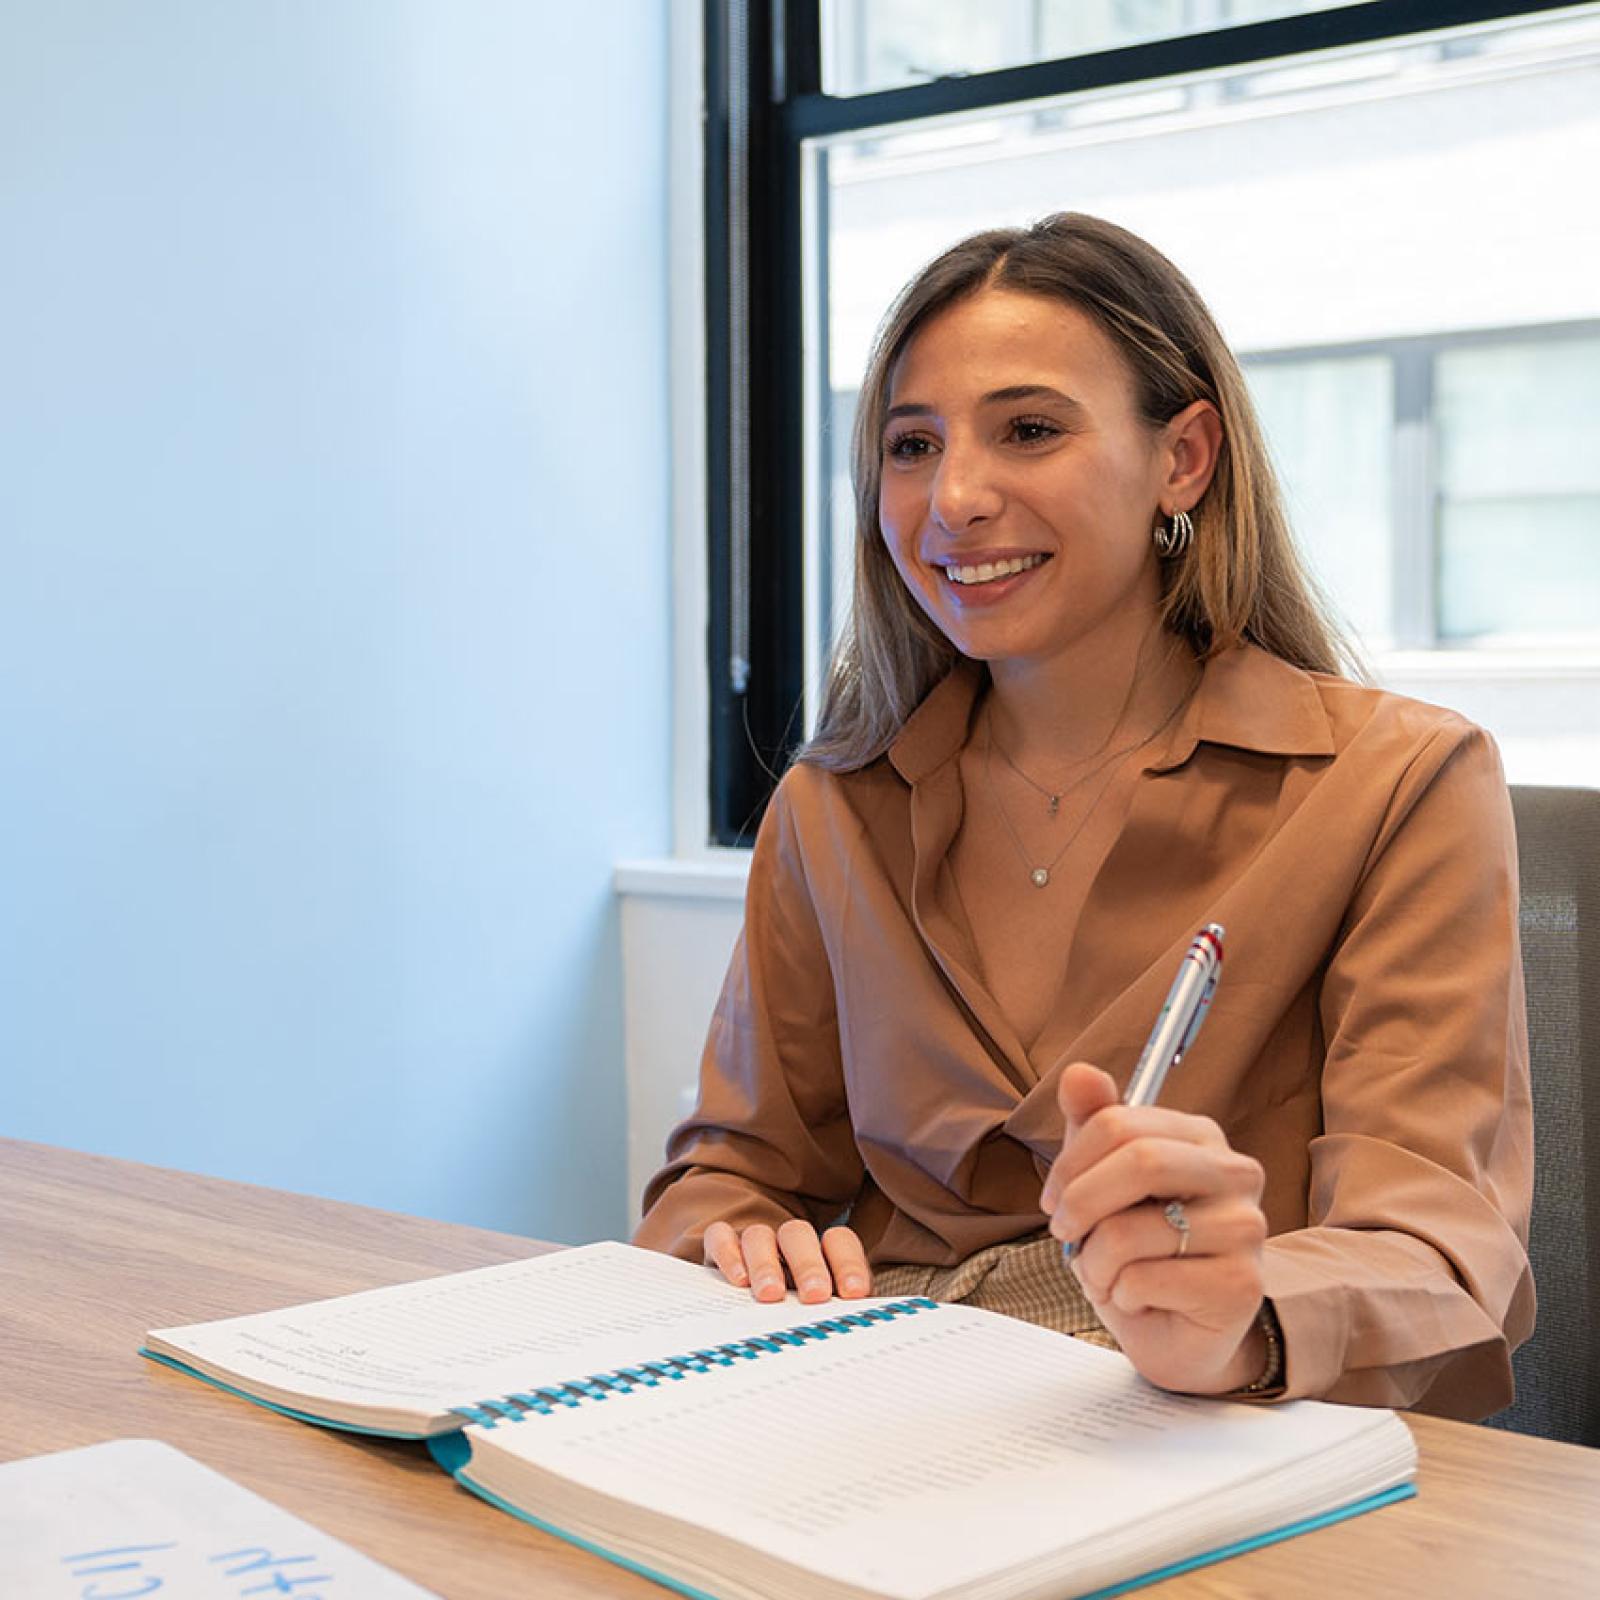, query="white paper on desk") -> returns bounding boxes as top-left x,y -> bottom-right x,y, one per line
0,1438 -> 438,1597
